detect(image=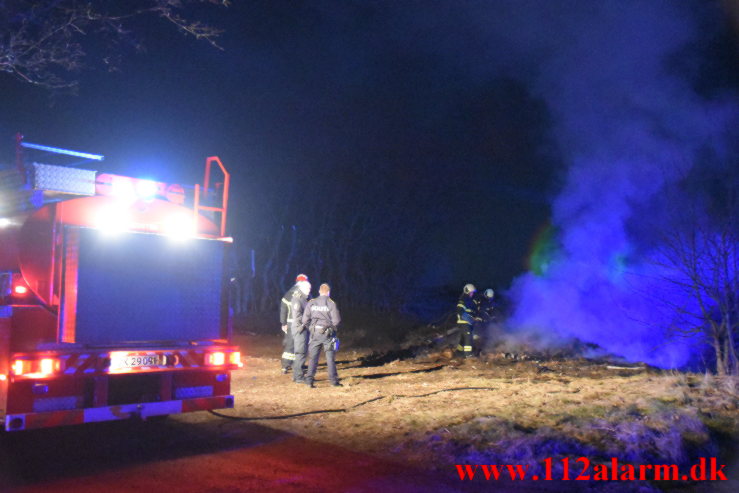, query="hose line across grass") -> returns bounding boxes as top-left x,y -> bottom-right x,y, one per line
208,386 -> 497,421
